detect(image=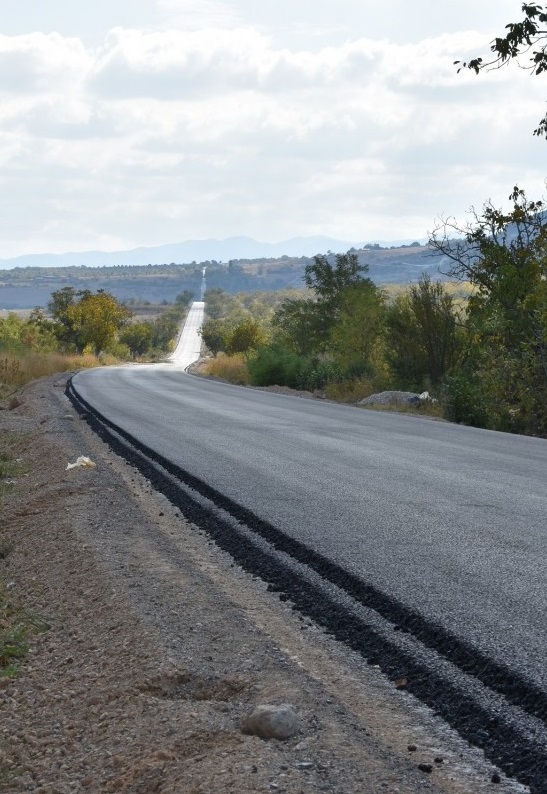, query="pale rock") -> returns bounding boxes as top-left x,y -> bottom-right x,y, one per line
244,704 -> 298,740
